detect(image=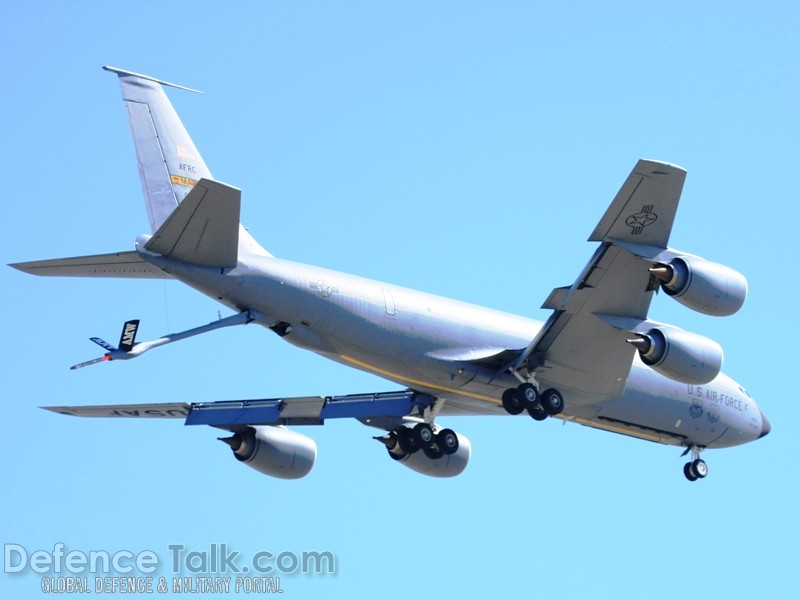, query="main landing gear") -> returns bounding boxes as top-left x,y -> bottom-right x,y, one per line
376,423 -> 460,460
682,446 -> 709,481
501,383 -> 564,421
